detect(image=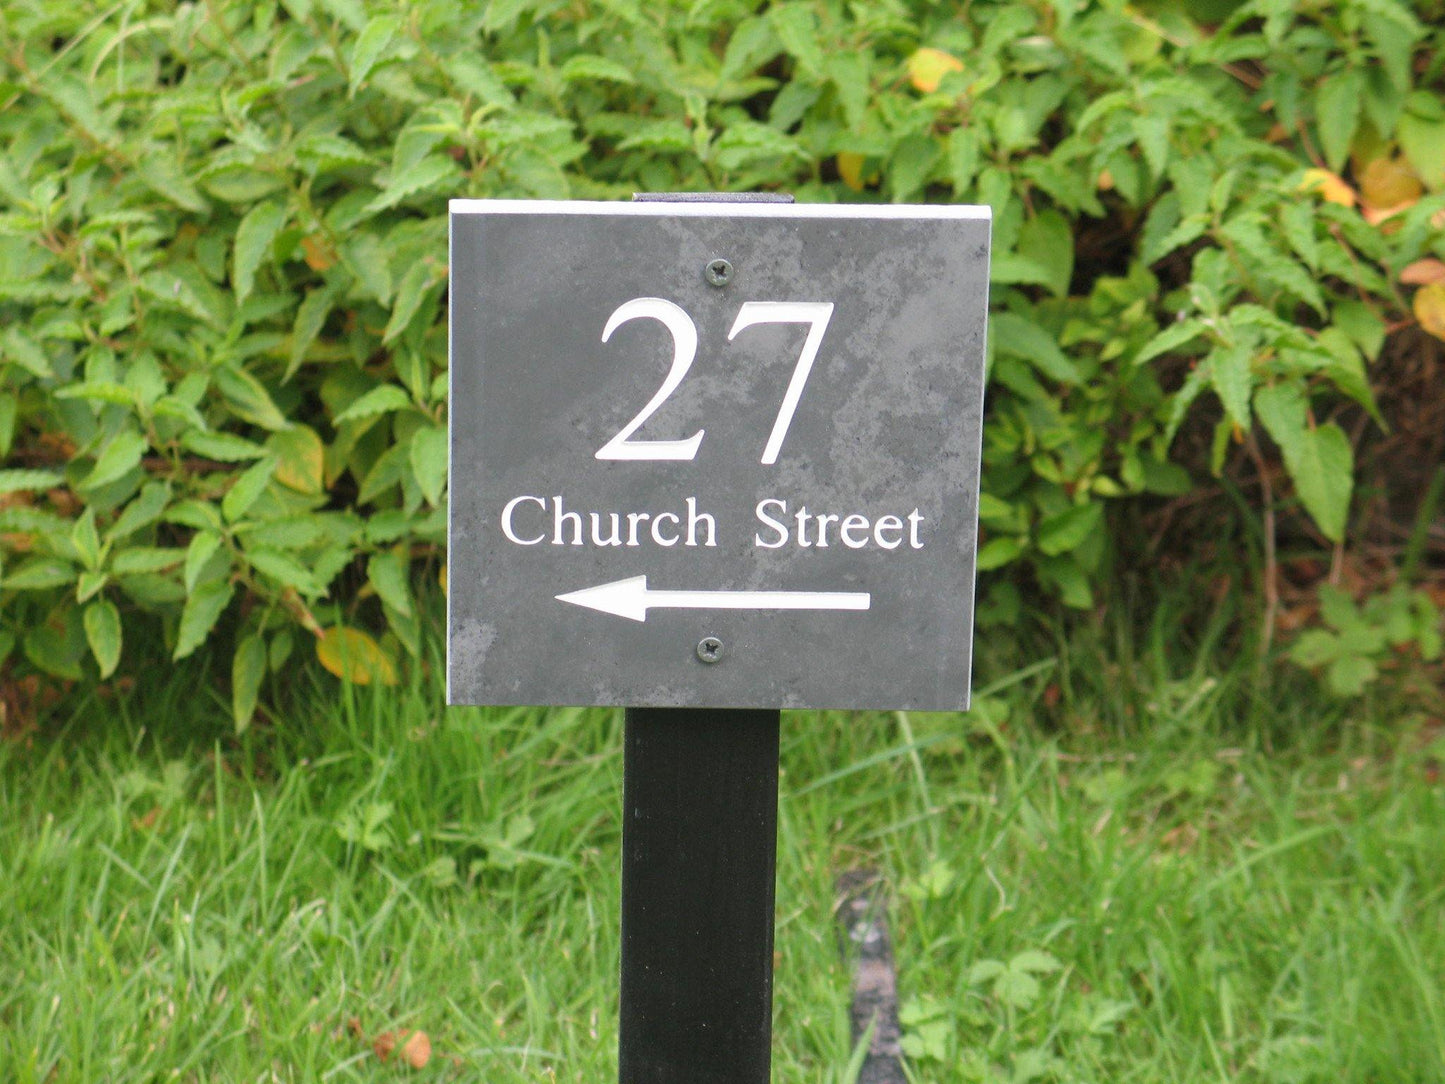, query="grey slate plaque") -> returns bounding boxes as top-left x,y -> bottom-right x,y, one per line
447,200 -> 991,711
